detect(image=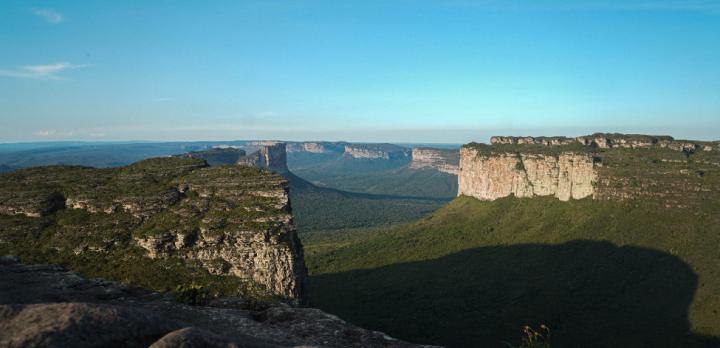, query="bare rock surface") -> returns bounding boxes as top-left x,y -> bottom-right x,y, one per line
238,143 -> 289,173
343,144 -> 410,160
459,148 -> 596,201
460,133 -> 720,206
0,257 -> 438,348
409,148 -> 459,175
